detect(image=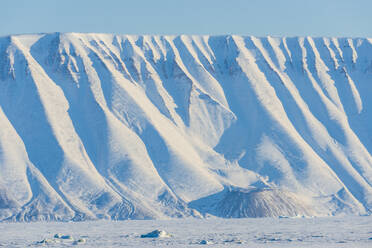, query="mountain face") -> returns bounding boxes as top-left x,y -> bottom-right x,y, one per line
0,33 -> 371,221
